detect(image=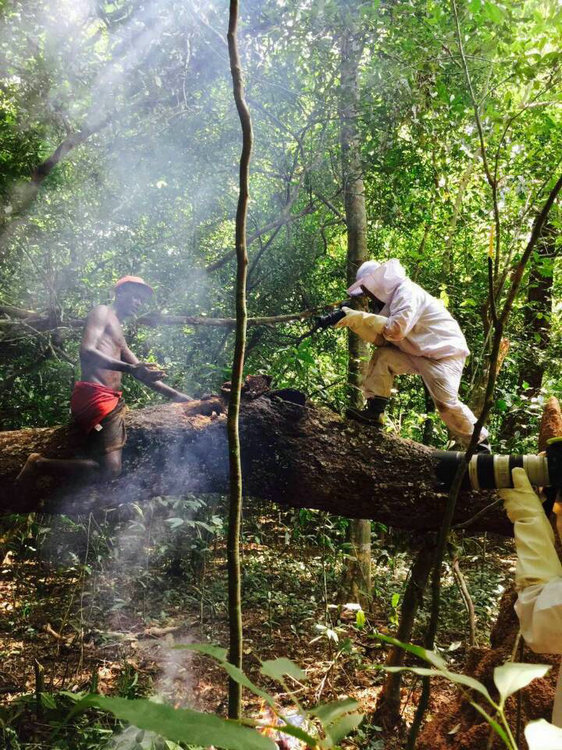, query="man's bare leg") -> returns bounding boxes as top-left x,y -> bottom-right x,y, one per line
14,453 -> 43,488
100,449 -> 122,480
15,446 -> 123,498
15,454 -> 101,494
